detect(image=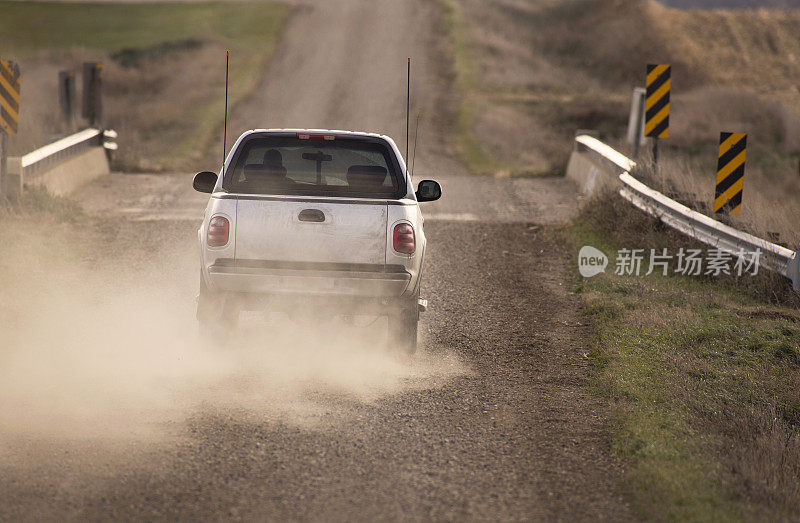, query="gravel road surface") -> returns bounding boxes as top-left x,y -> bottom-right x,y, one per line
0,0 -> 632,520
